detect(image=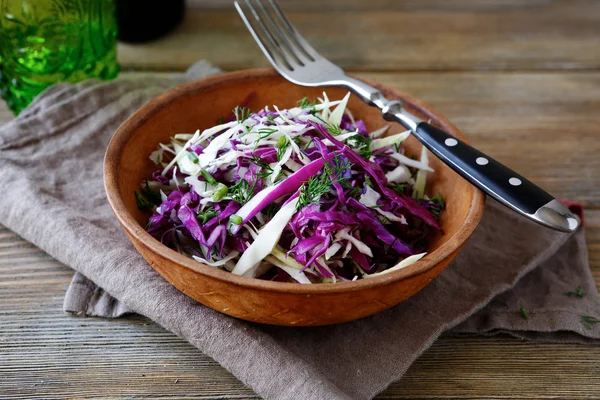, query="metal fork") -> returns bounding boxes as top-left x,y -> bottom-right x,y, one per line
234,0 -> 578,233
